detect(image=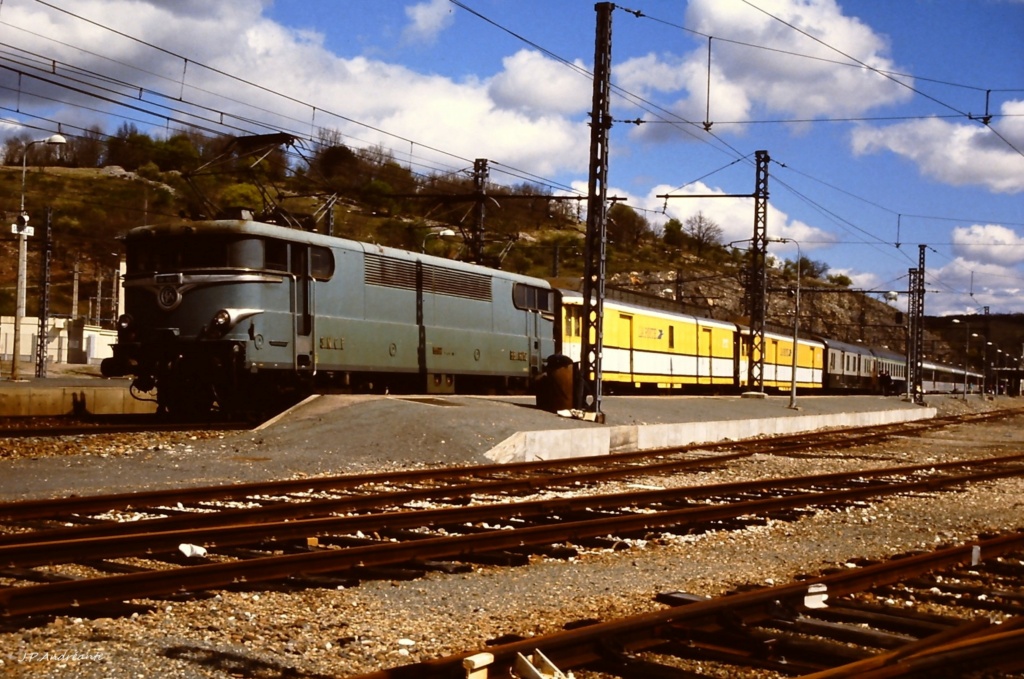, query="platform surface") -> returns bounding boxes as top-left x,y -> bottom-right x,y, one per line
0,390 -> 942,501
